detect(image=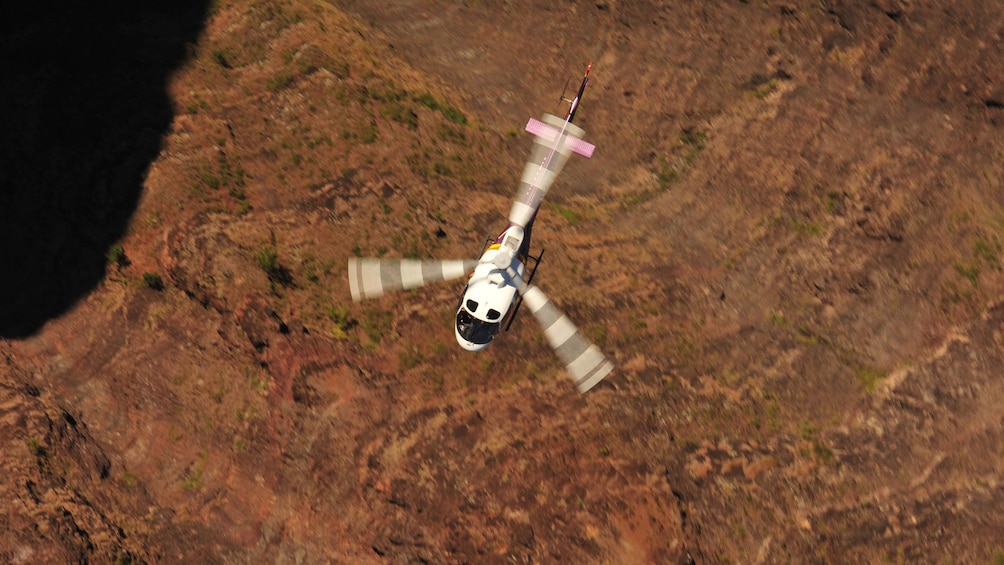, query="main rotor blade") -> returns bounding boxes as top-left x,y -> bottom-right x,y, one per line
348,258 -> 477,301
520,284 -> 613,393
